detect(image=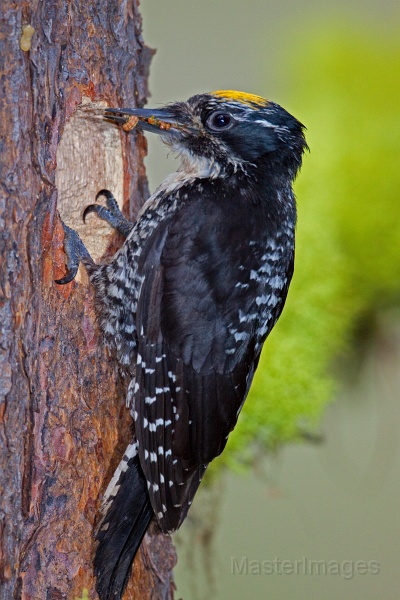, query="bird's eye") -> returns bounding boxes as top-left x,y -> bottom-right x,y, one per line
206,112 -> 234,131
